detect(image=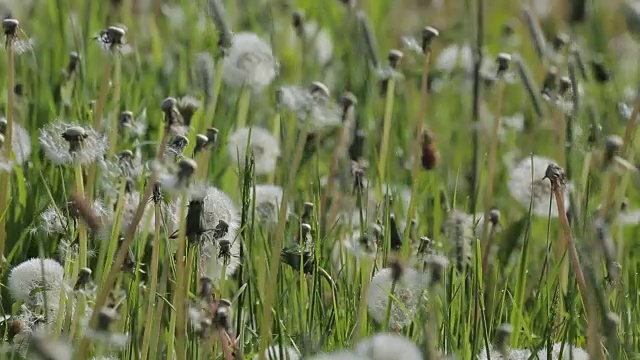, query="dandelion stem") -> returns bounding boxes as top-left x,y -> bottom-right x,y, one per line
550,172 -> 604,360
377,79 -> 396,185
236,88 -> 251,129
268,111 -> 281,183
75,130 -> 171,360
258,125 -> 310,360
479,80 -> 505,266
404,49 -> 432,249
74,165 -> 89,270
470,0 -> 485,214
0,35 -> 14,269
173,188 -> 190,360
140,201 -> 162,360
108,55 -> 122,158
85,60 -> 114,202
